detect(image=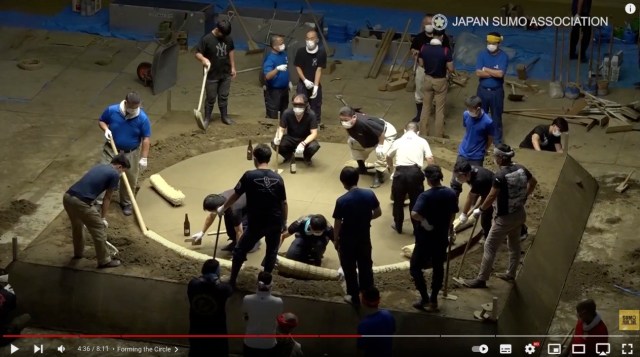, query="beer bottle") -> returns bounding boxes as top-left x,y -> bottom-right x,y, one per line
290,161 -> 297,174
246,140 -> 253,160
183,213 -> 190,236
